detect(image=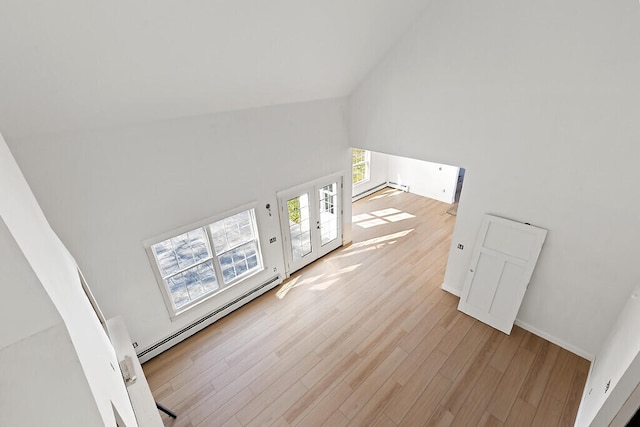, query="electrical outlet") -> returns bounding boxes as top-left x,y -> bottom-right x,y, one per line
132,342 -> 138,349
457,244 -> 464,250
269,237 -> 277,243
